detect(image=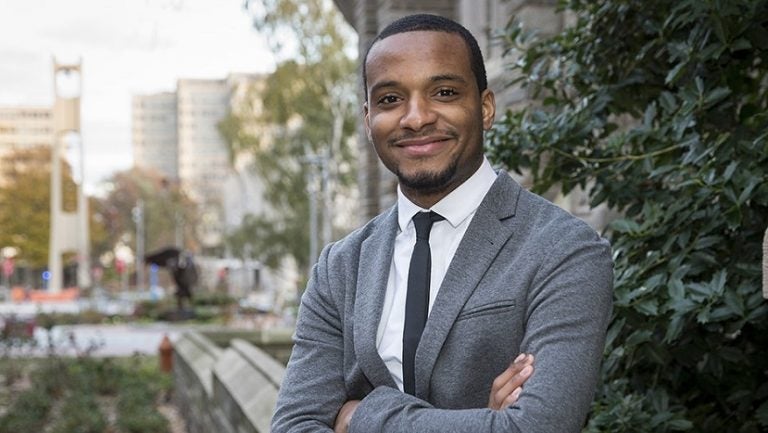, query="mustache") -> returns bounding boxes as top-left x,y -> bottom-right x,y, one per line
388,128 -> 459,145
